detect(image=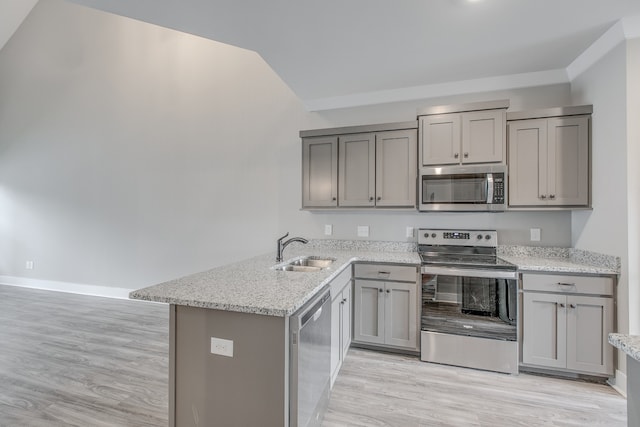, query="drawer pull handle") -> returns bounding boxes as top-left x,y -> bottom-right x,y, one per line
557,282 -> 575,287
378,271 -> 391,276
